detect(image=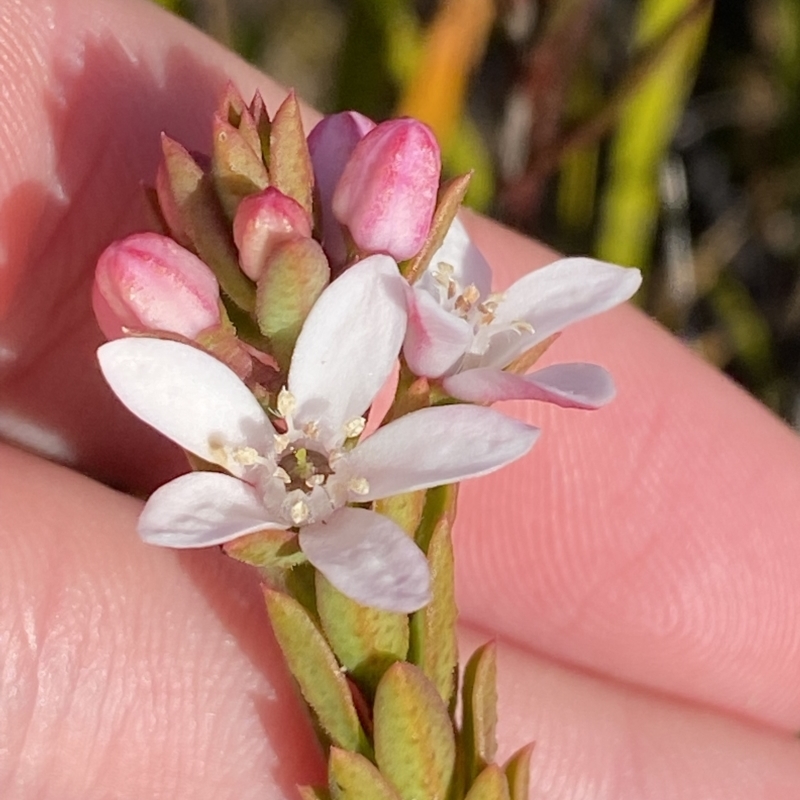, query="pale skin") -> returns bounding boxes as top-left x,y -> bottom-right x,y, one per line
2,0 -> 800,797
